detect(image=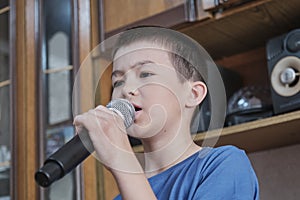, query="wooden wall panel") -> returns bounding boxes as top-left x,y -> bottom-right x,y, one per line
75,0 -> 99,199
216,47 -> 269,87
15,0 -> 38,199
104,0 -> 185,32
